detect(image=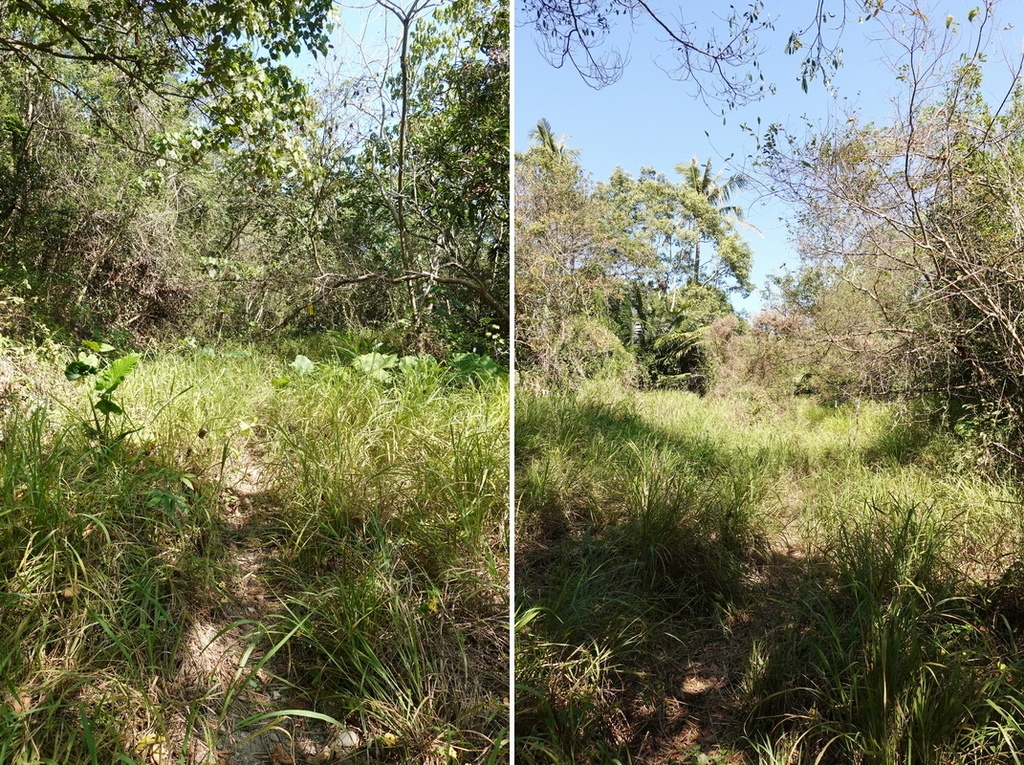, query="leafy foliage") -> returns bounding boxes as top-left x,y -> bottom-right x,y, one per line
600,162 -> 754,294
763,14 -> 1024,461
0,0 -> 508,359
64,341 -> 140,443
515,120 -> 654,387
516,122 -> 753,390
1,0 -> 332,161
